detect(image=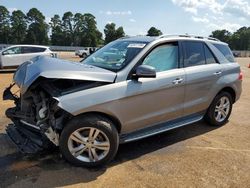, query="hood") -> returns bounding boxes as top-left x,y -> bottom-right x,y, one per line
14,56 -> 117,94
